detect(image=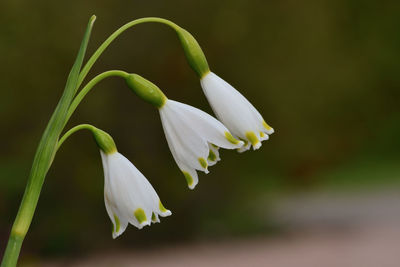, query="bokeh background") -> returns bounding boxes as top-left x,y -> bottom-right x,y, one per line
1,0 -> 400,266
